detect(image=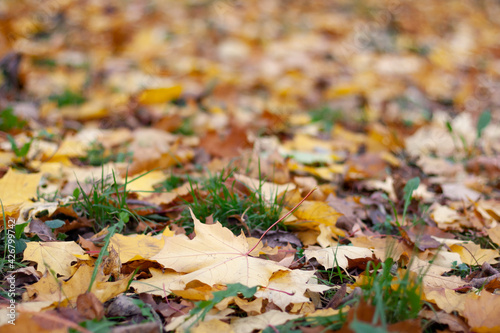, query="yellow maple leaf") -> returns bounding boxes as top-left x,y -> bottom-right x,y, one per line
23,241 -> 85,277
0,168 -> 42,216
125,170 -> 167,198
285,200 -> 343,231
109,233 -> 165,263
450,243 -> 498,265
150,209 -> 287,288
24,264 -> 130,306
138,85 -> 183,104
